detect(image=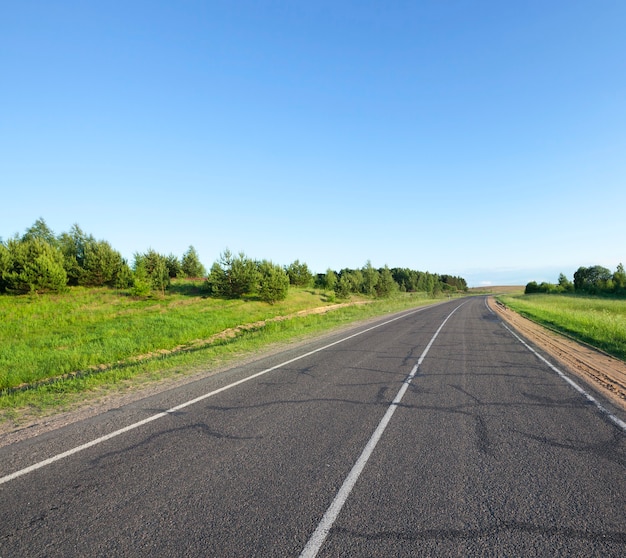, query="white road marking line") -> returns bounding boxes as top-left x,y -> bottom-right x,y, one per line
0,304 -> 440,485
485,296 -> 626,432
299,302 -> 467,558
502,322 -> 626,432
